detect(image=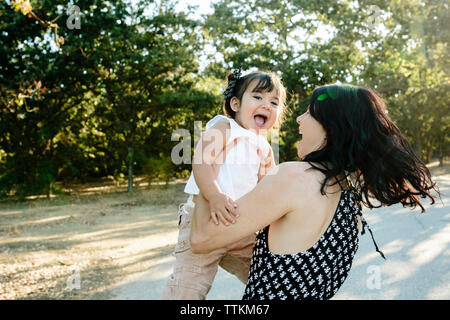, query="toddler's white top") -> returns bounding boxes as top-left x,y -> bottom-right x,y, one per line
184,115 -> 271,200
